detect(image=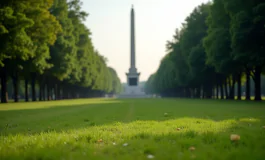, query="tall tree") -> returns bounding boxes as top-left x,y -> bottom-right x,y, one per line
203,0 -> 242,100
0,2 -> 34,103
24,0 -> 61,101
224,0 -> 265,100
